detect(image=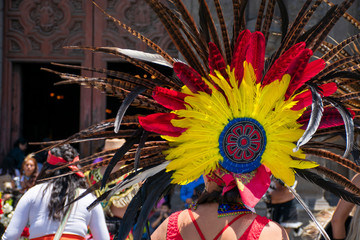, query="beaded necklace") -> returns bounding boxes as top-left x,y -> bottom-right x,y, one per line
189,201 -> 252,218
217,203 -> 252,218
